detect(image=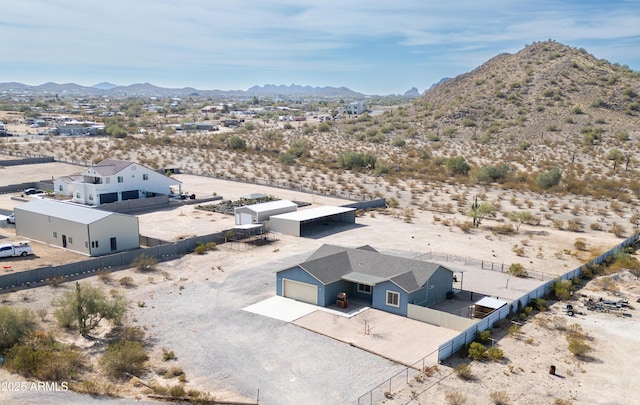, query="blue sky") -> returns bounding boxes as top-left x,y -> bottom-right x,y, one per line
2,1 -> 640,95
